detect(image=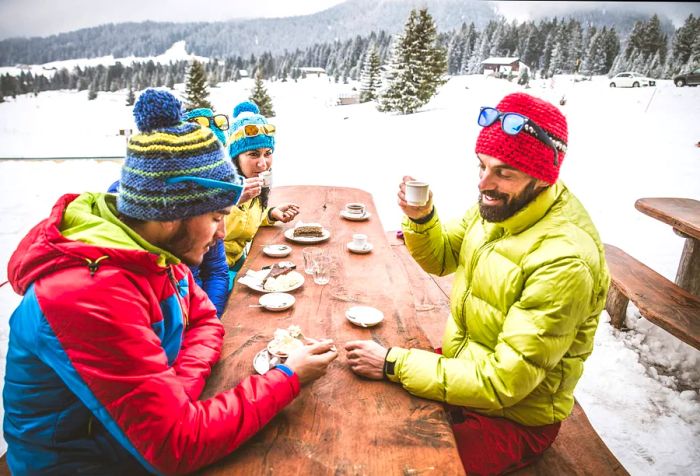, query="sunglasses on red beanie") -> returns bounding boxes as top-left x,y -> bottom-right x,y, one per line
477,107 -> 567,166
